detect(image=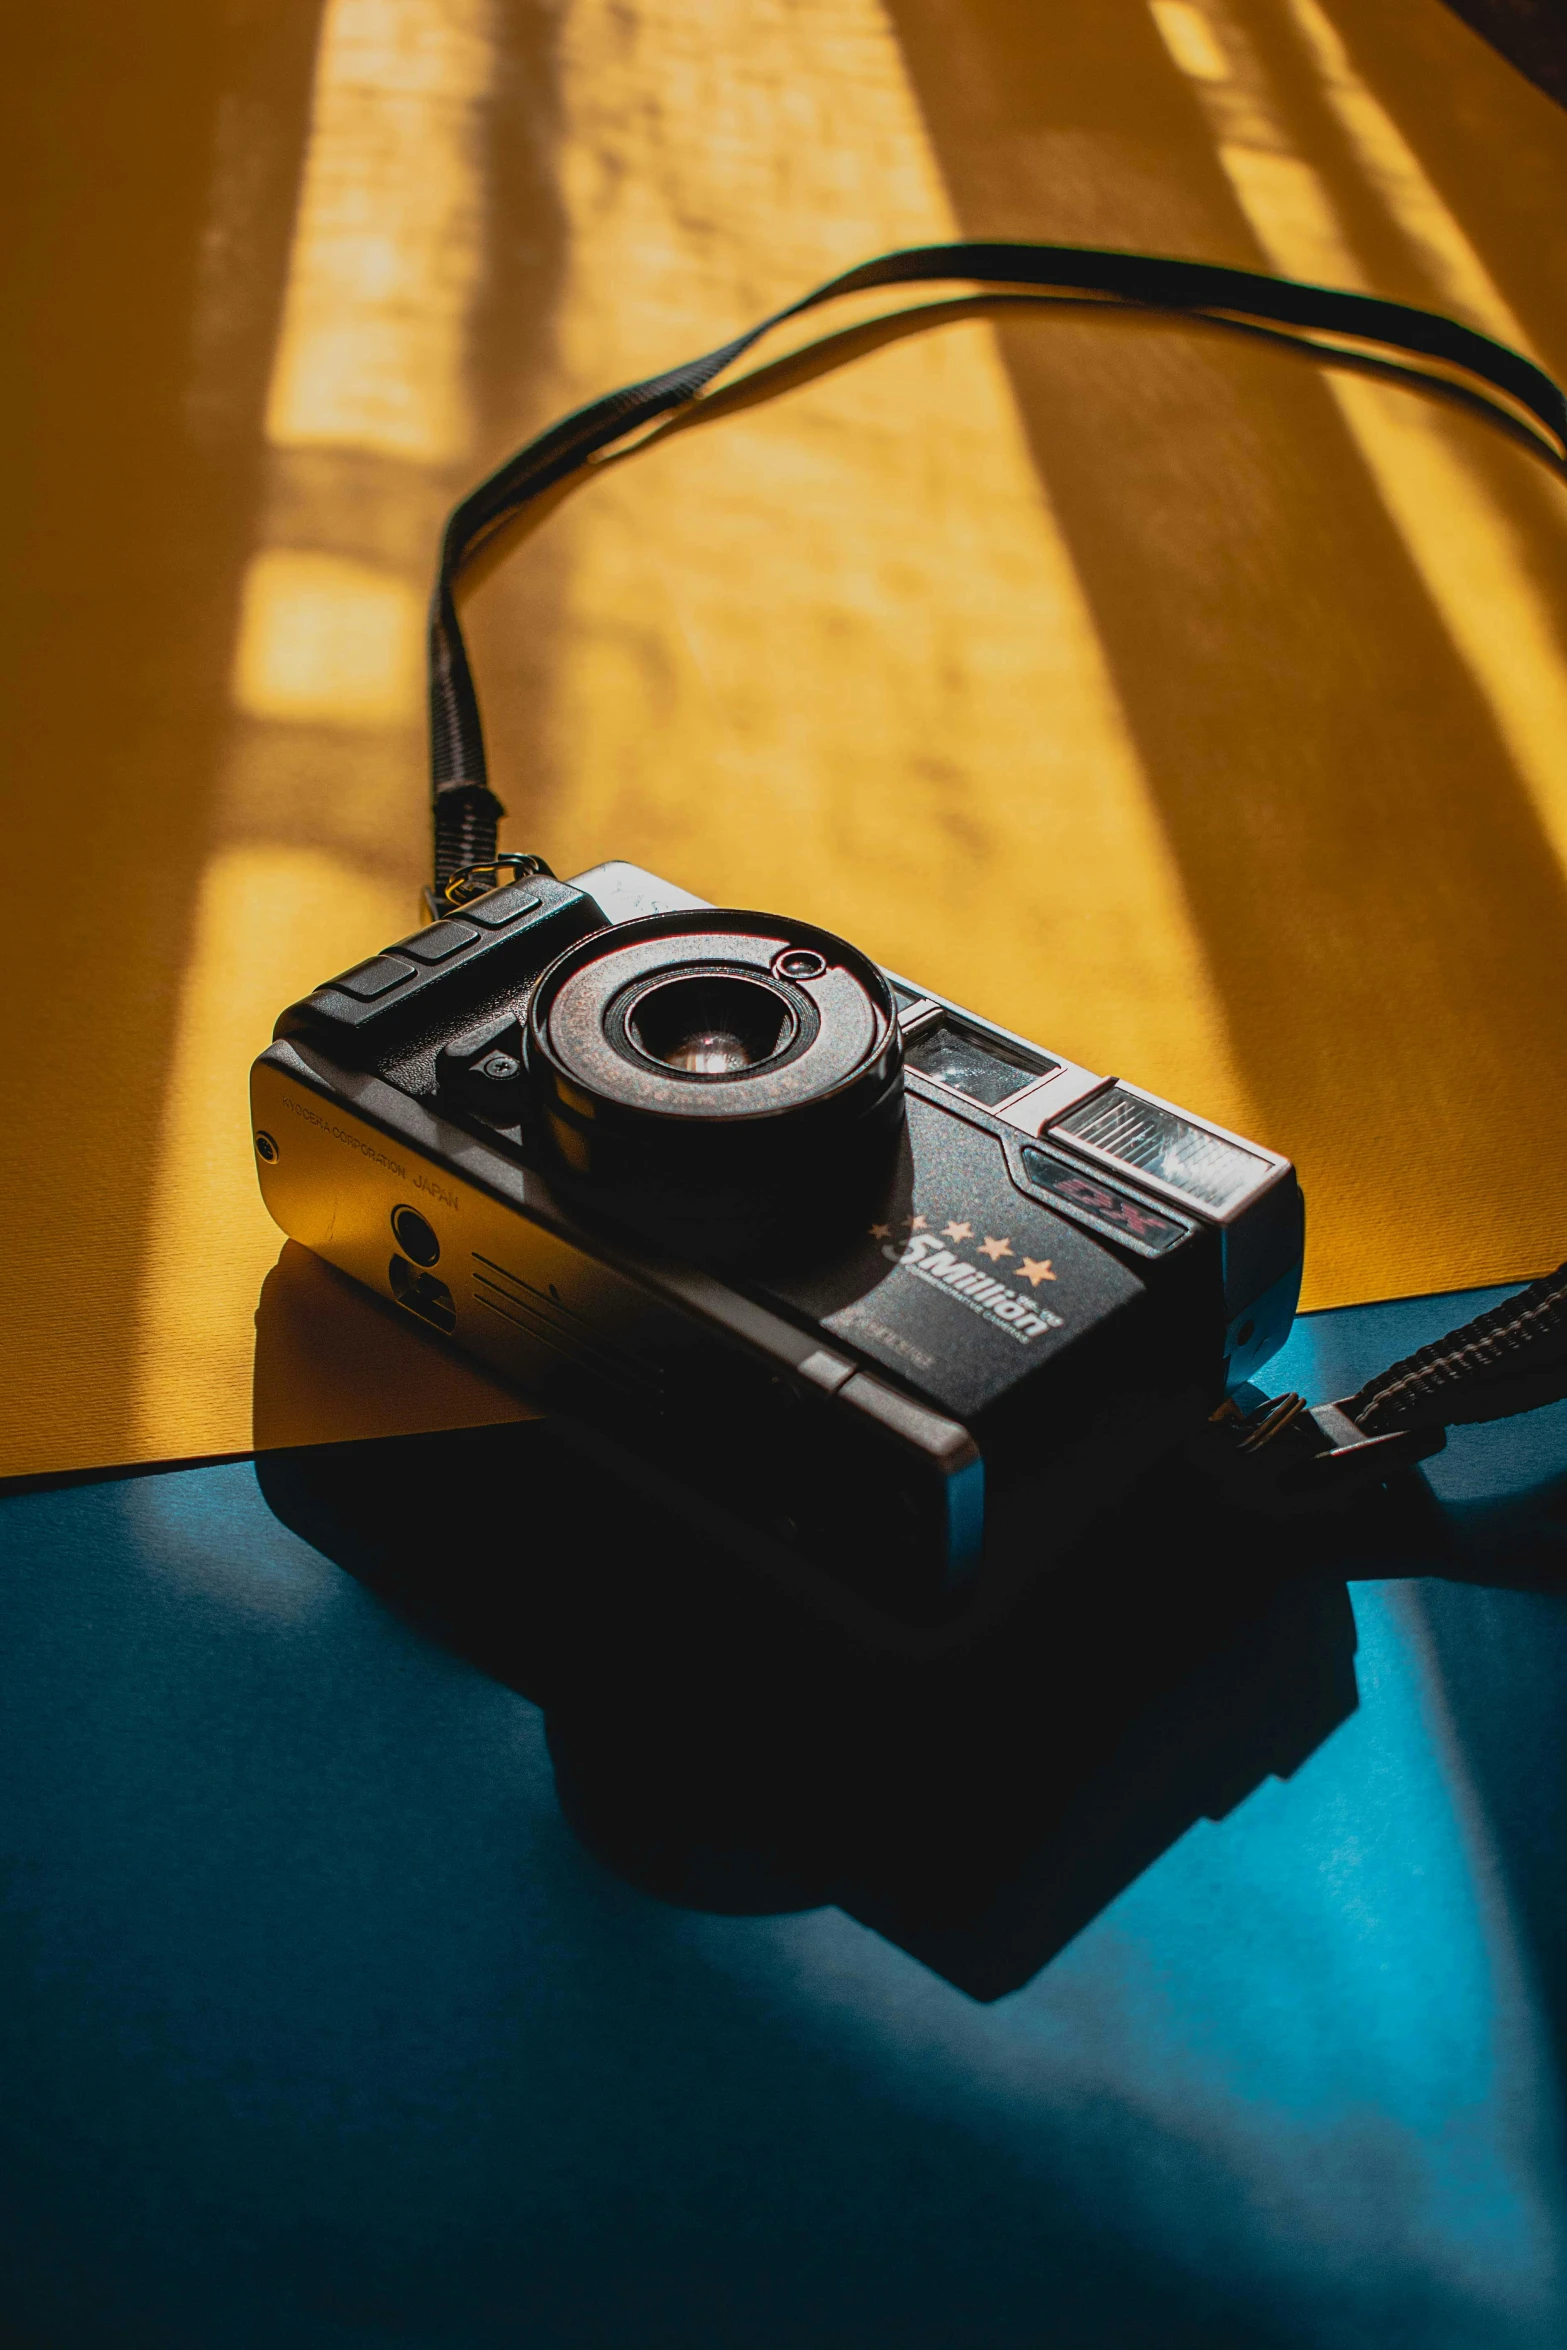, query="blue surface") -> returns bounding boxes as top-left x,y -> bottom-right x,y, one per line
3,1287 -> 1567,2346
